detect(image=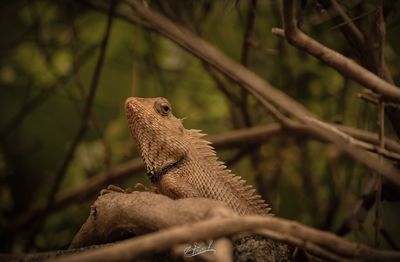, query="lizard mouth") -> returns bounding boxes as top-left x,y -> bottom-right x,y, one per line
146,156 -> 184,183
